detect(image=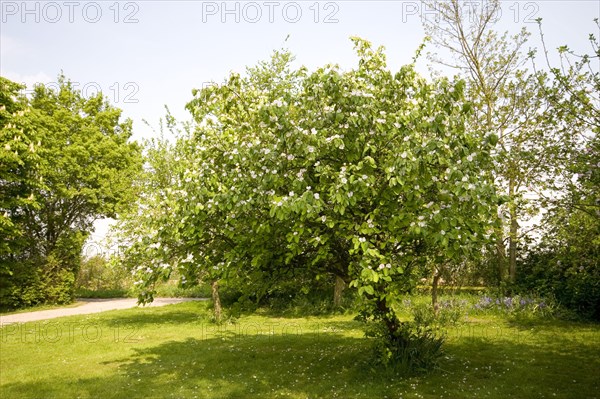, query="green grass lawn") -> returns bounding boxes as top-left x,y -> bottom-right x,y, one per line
1,300 -> 599,398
